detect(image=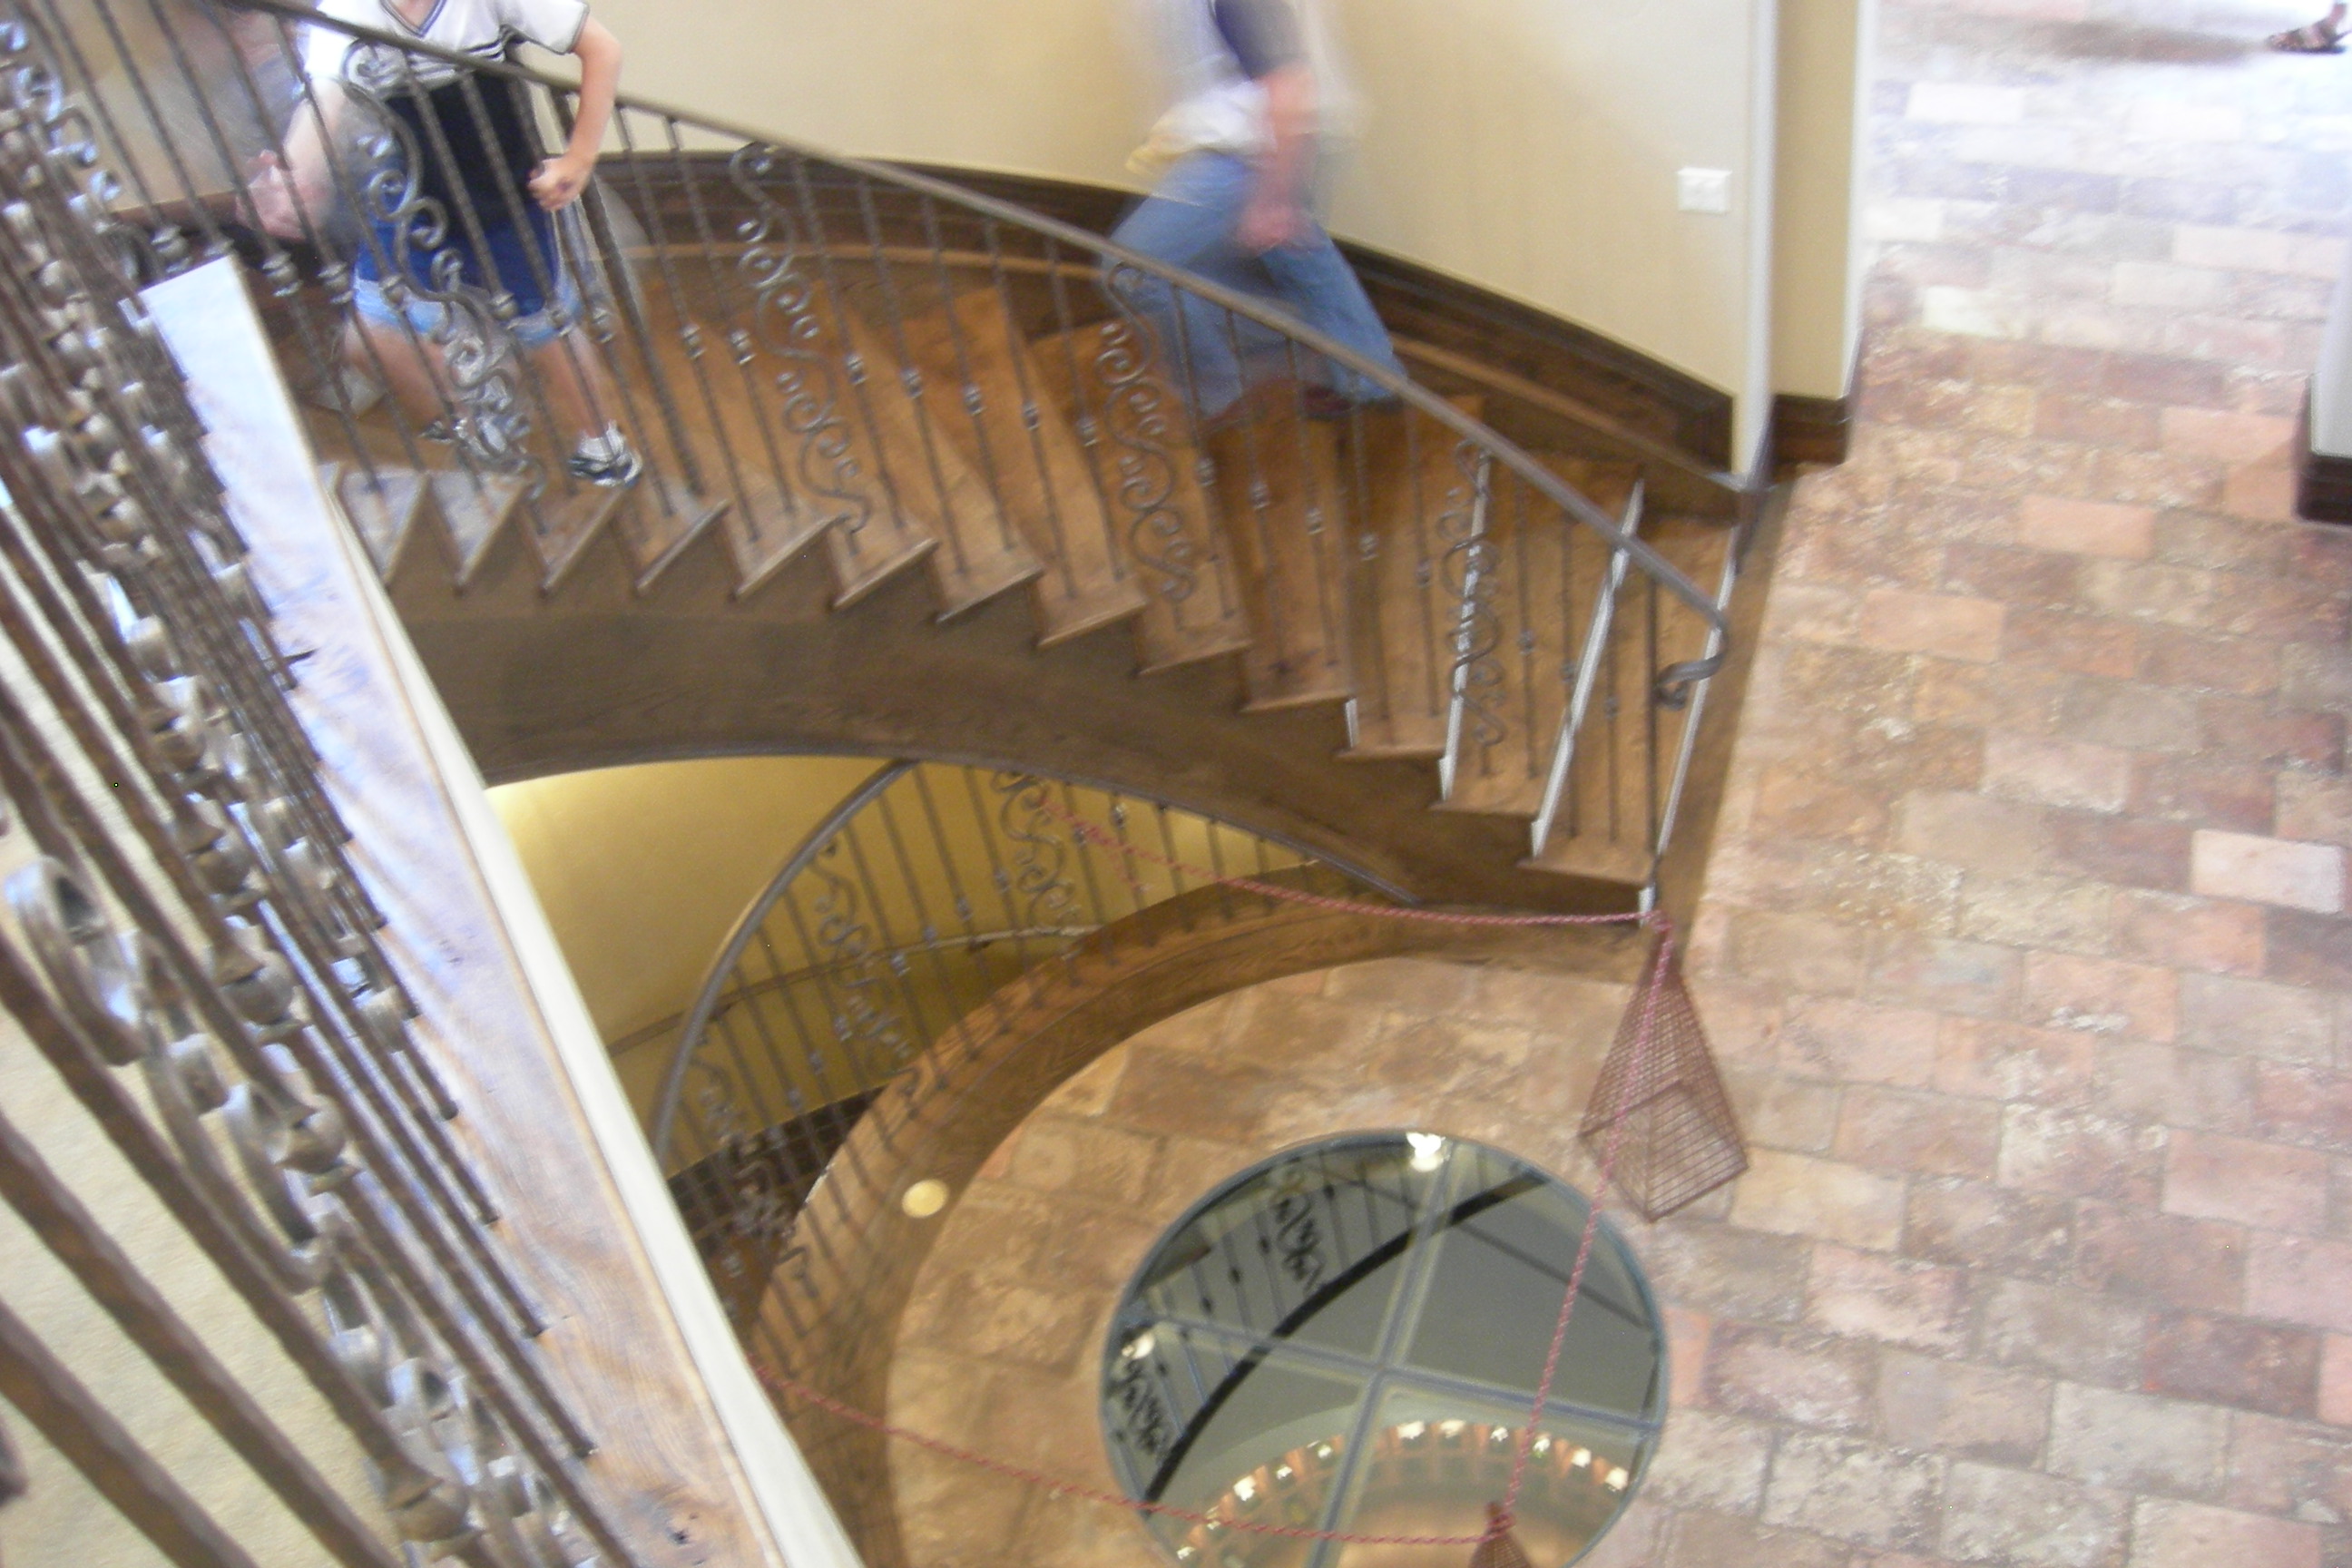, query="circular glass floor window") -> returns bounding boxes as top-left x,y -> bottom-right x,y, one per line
1101,1132 -> 1665,1568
